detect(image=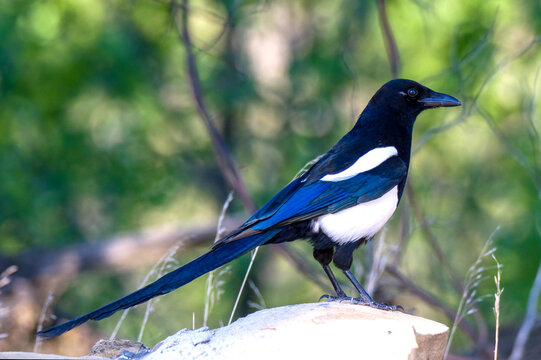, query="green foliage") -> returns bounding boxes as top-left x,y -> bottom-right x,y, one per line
0,0 -> 540,355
